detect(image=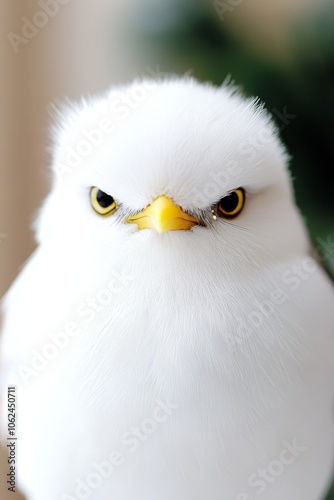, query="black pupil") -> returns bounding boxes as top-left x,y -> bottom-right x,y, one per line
220,191 -> 239,213
97,190 -> 114,208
